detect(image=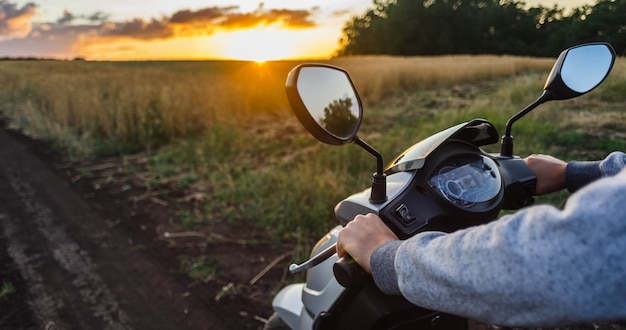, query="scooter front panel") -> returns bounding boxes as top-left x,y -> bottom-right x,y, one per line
302,227 -> 347,317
